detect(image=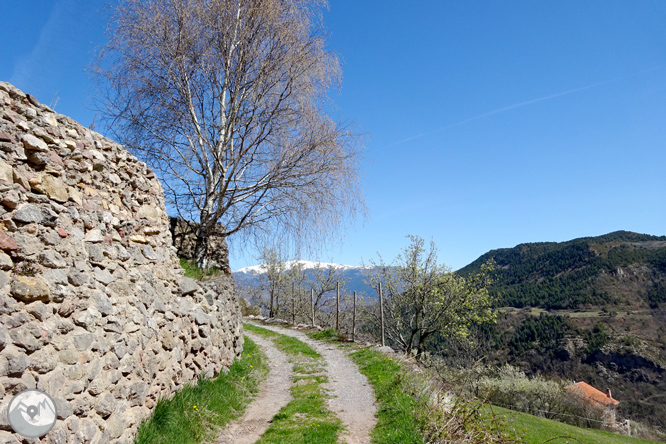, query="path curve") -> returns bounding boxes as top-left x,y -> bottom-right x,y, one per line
216,331 -> 293,444
248,322 -> 378,444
